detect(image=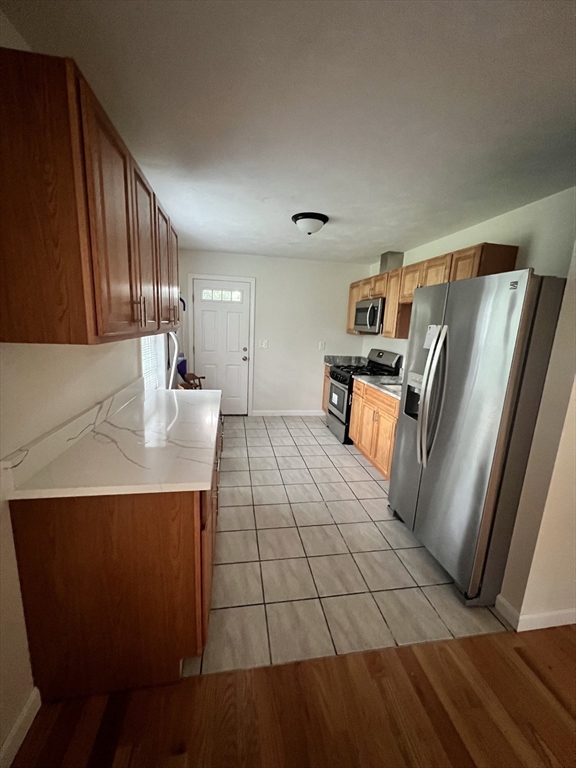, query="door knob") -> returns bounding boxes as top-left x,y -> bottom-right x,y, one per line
242,356 -> 248,361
